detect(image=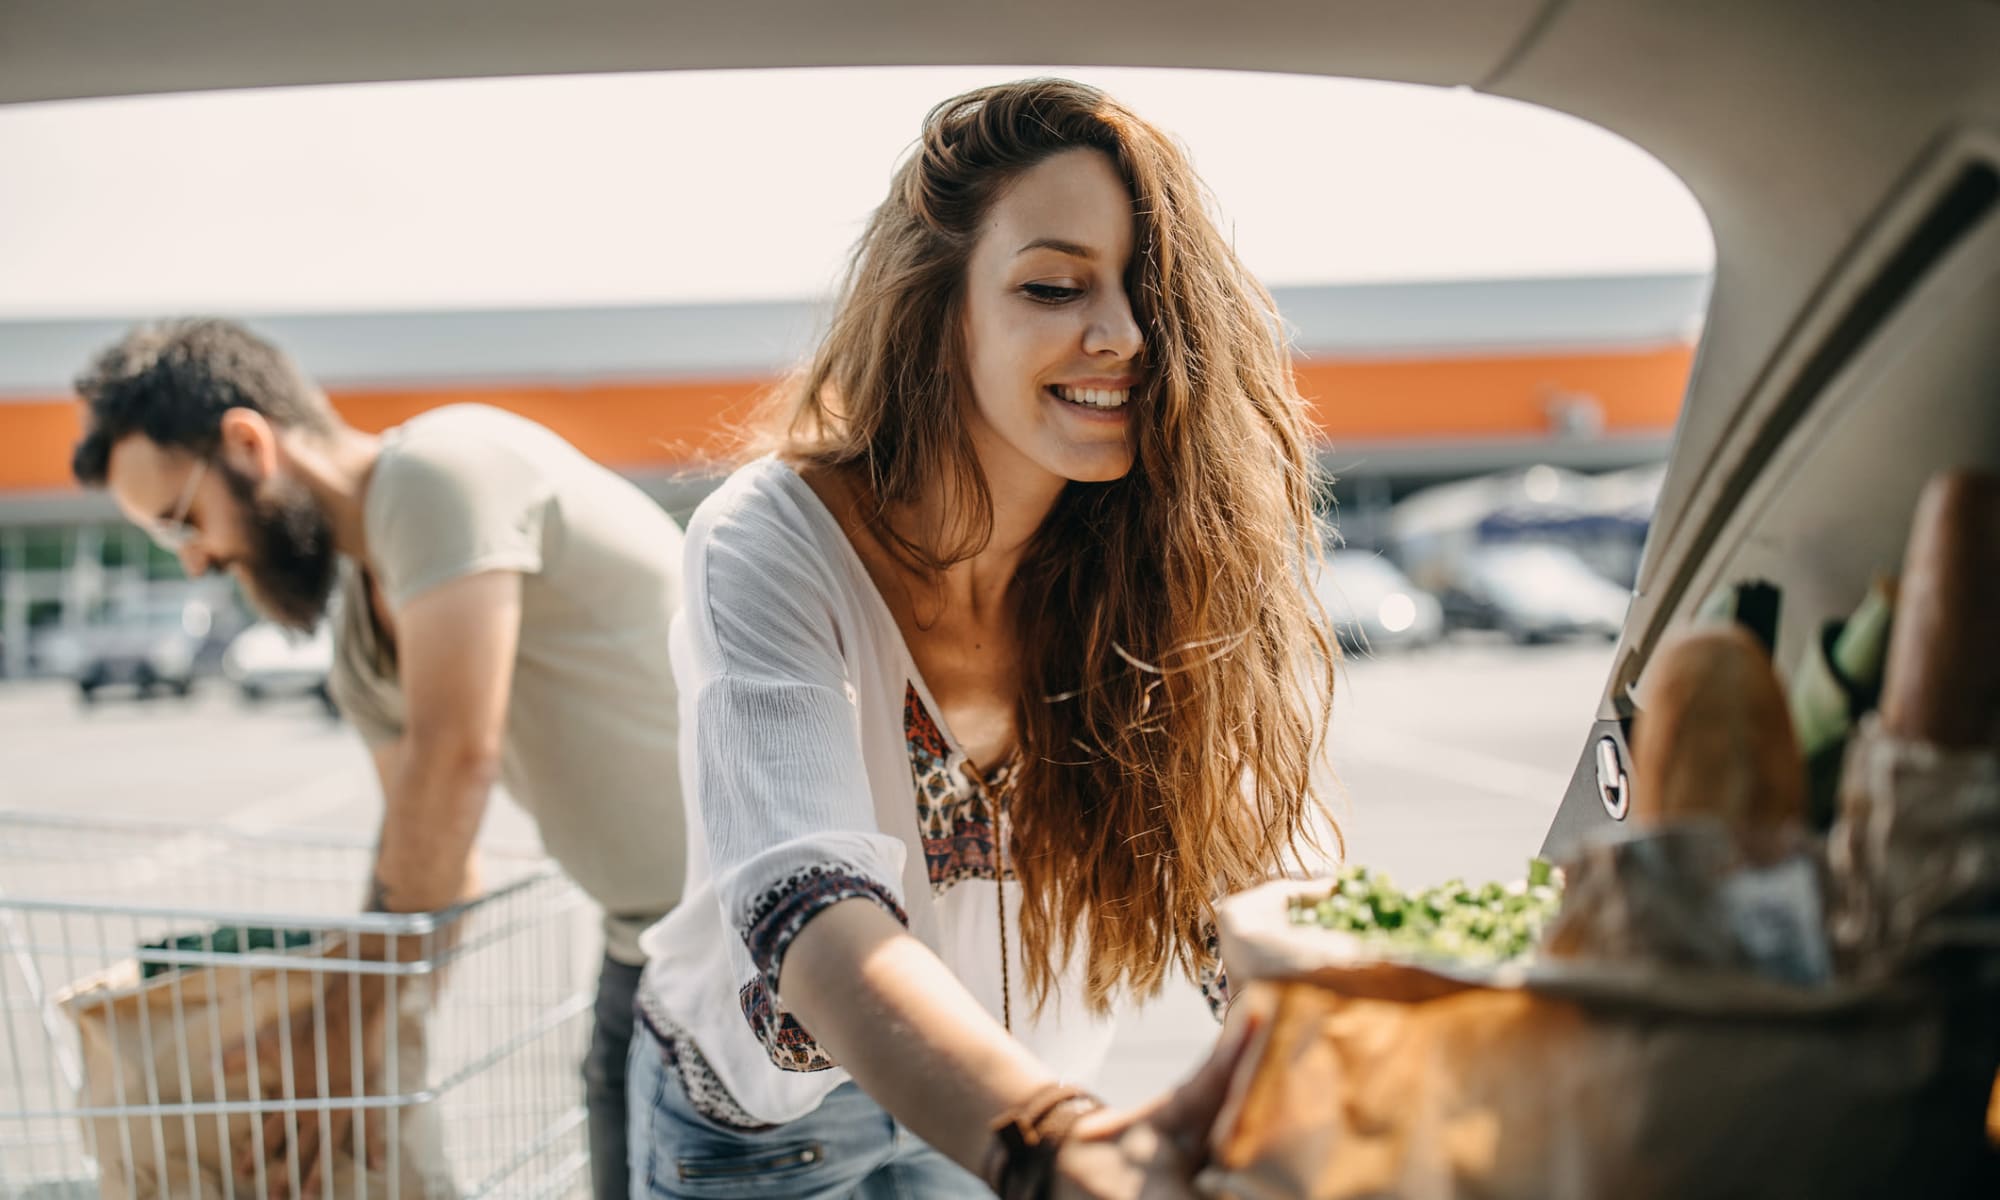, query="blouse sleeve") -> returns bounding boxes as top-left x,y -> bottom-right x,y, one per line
678,479 -> 910,1003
